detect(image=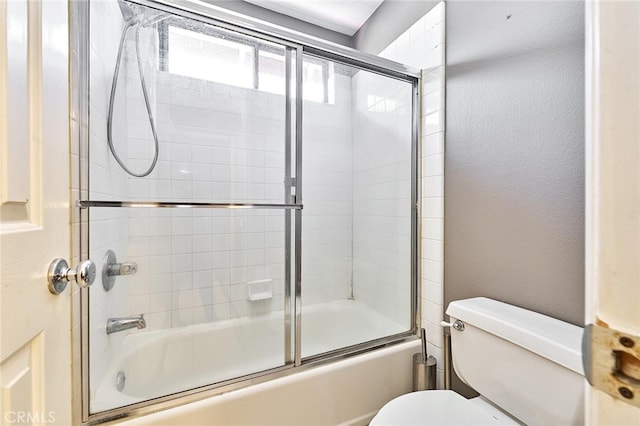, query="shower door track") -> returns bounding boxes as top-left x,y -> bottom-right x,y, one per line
72,0 -> 421,424
136,0 -> 421,80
